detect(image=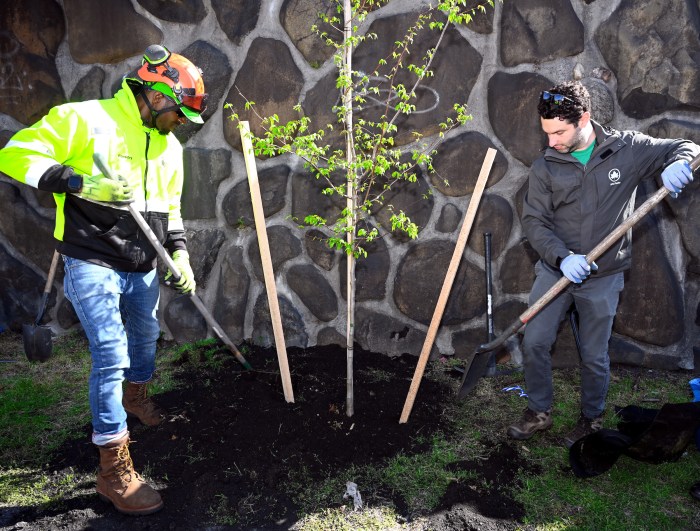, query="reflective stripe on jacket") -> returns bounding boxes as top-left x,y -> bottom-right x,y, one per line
0,78 -> 186,272
522,121 -> 700,276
